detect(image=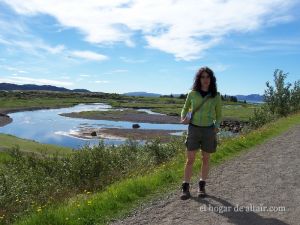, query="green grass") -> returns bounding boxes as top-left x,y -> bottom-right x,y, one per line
0,97 -> 101,112
0,134 -> 72,155
75,109 -> 147,116
12,111 -> 300,225
59,101 -> 258,122
222,104 -> 257,121
0,91 -> 258,121
0,151 -> 12,164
